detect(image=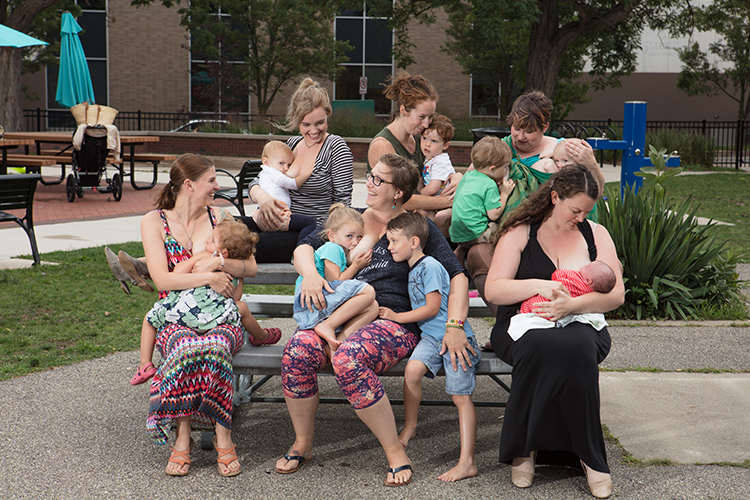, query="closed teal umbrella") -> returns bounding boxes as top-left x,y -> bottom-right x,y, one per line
55,12 -> 95,108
